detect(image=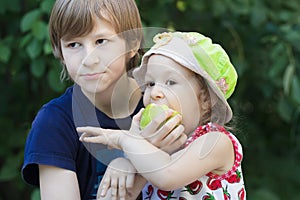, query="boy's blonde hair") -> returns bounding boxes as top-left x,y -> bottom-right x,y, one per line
49,0 -> 143,80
